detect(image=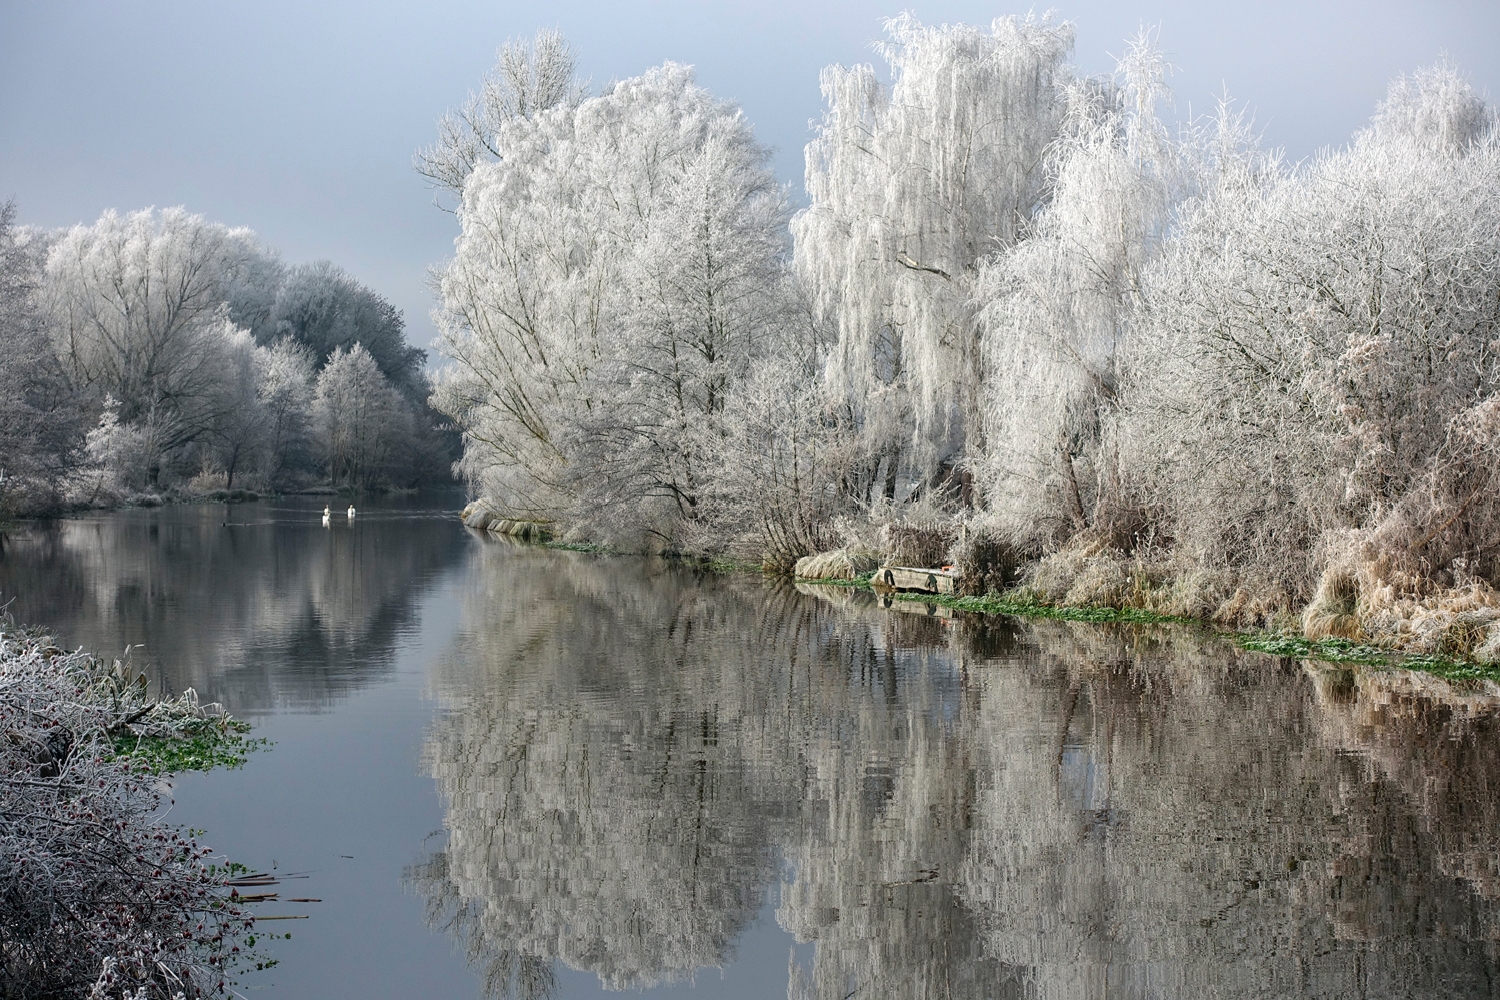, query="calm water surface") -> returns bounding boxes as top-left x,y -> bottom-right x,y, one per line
3,495 -> 1500,999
